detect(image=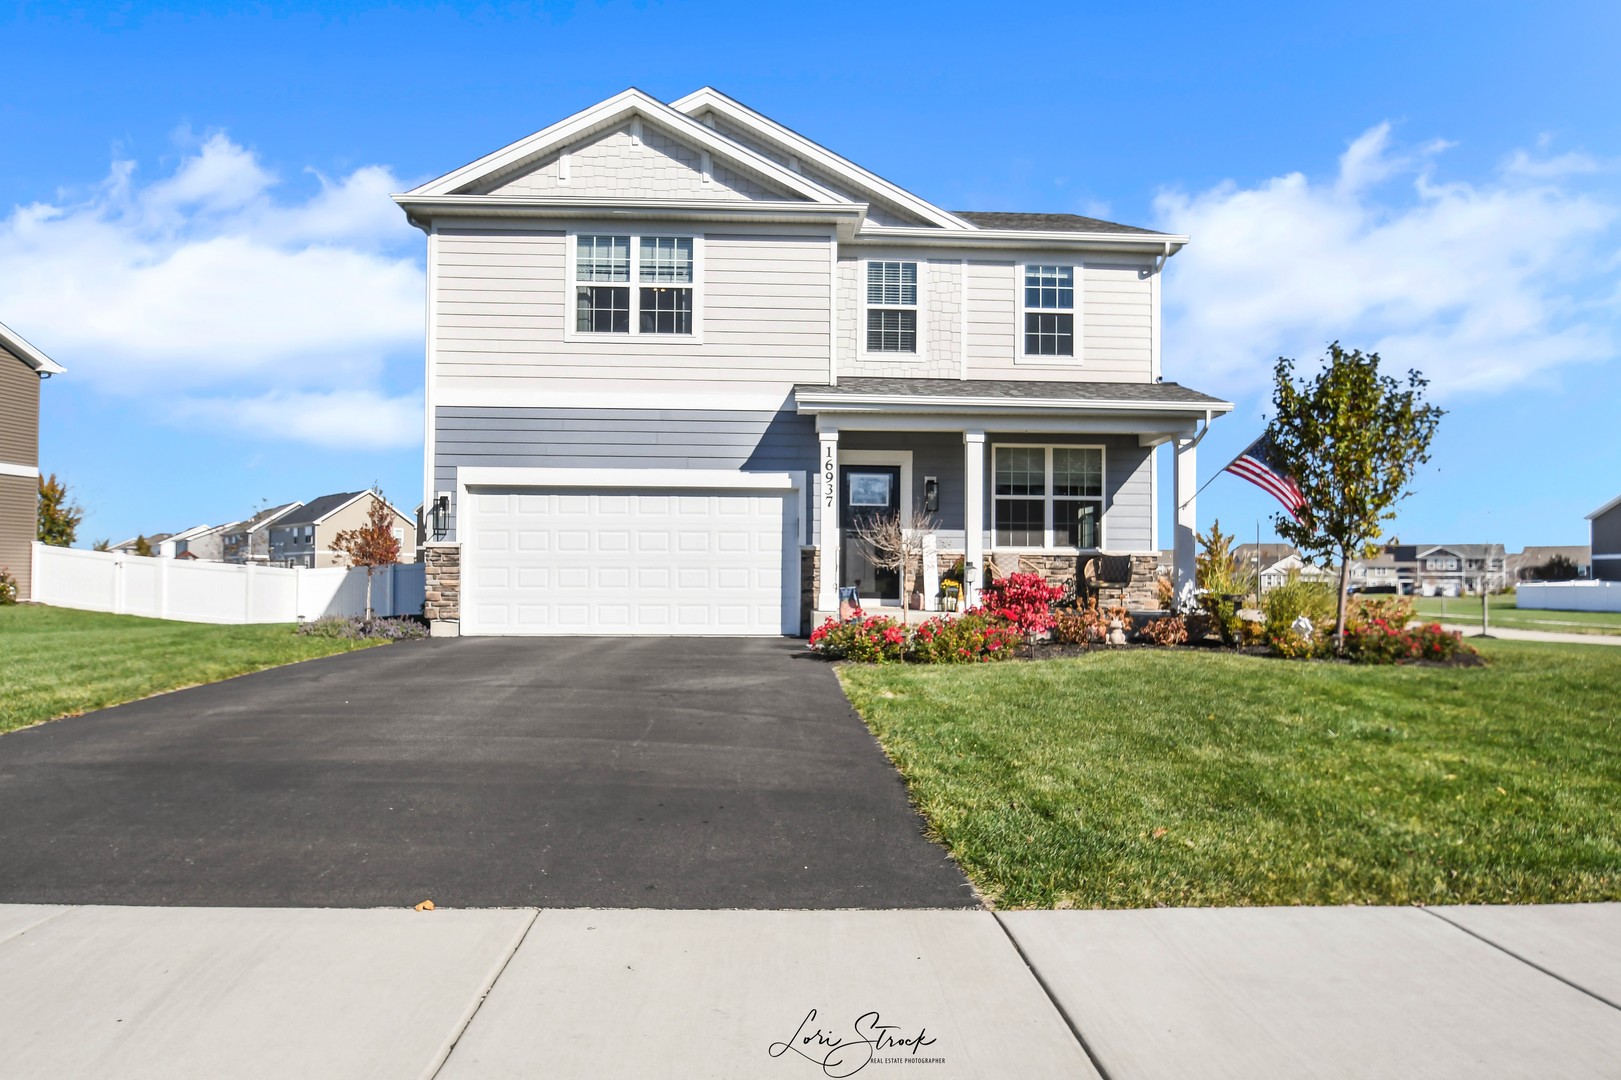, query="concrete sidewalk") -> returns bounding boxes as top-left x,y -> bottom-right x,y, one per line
2,903 -> 1617,1078
1438,622 -> 1621,645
